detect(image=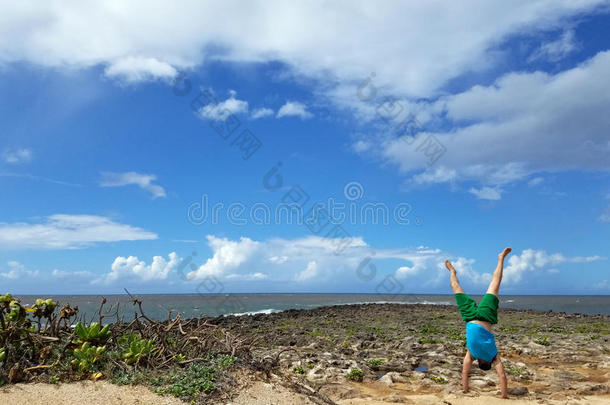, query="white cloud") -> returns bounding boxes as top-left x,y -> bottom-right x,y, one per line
0,1 -> 604,97
2,148 -> 32,164
276,101 -> 312,119
504,249 -> 603,284
296,261 -> 318,282
0,214 -> 157,249
0,261 -> 39,280
101,252 -> 181,282
380,50 -> 610,193
528,29 -> 578,62
186,235 -> 260,279
469,186 -> 502,201
411,166 -> 457,185
251,107 -> 274,119
104,56 -> 177,83
100,171 -> 166,199
198,93 -> 249,121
